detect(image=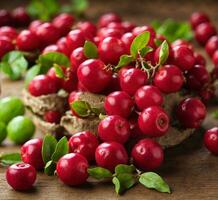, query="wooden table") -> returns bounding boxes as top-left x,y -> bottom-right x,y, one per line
1,0 -> 218,199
